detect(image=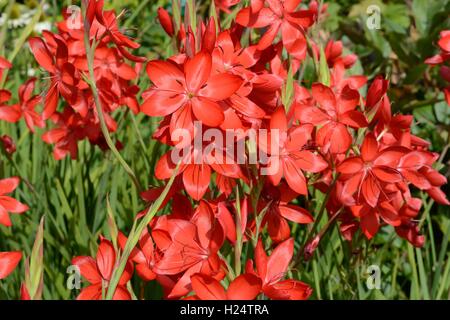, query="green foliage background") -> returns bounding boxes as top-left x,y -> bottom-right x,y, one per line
0,0 -> 449,299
